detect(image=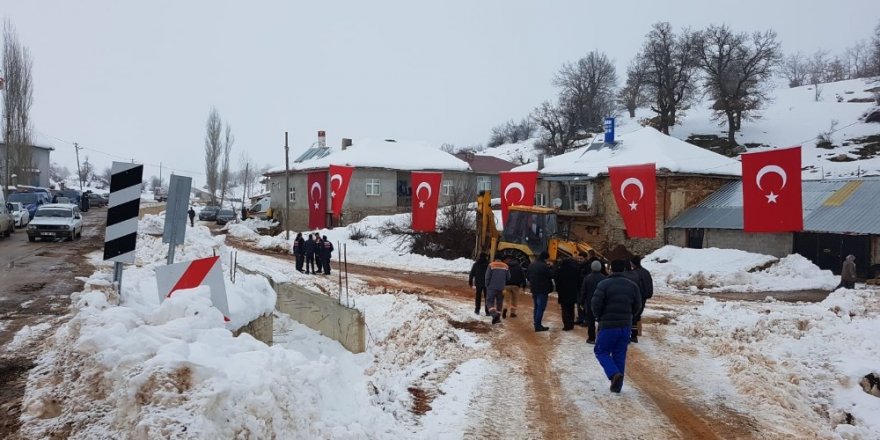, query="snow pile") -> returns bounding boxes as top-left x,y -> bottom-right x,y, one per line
481,138 -> 540,164
269,139 -> 470,173
224,223 -> 260,240
4,322 -> 53,352
644,246 -> 837,293
139,213 -> 166,235
672,288 -> 880,437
